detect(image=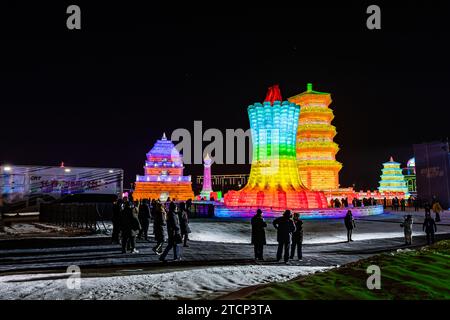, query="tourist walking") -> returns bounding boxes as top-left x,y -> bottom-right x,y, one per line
120,201 -> 141,254
432,201 -> 442,223
138,199 -> 151,240
423,213 -> 437,245
251,209 -> 267,260
344,210 -> 356,242
178,202 -> 191,247
160,201 -> 182,262
152,201 -> 166,254
290,213 -> 304,260
401,214 -> 413,245
273,210 -> 296,263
